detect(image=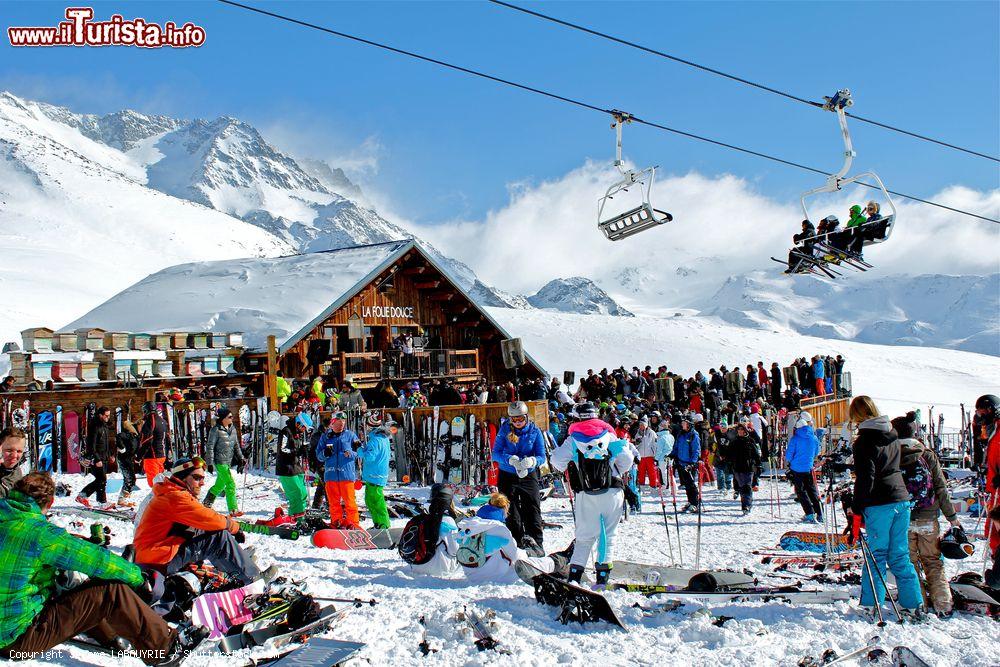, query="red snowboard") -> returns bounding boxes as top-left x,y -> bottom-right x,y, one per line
64,411 -> 81,474
311,527 -> 403,550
